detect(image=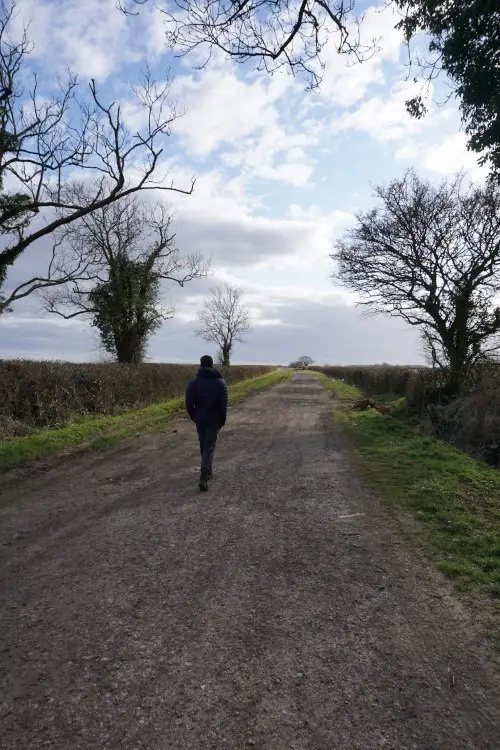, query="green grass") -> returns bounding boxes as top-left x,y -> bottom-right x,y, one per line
311,372 -> 363,400
317,373 -> 406,410
340,410 -> 500,599
0,370 -> 292,472
319,371 -> 500,629
337,405 -> 500,603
